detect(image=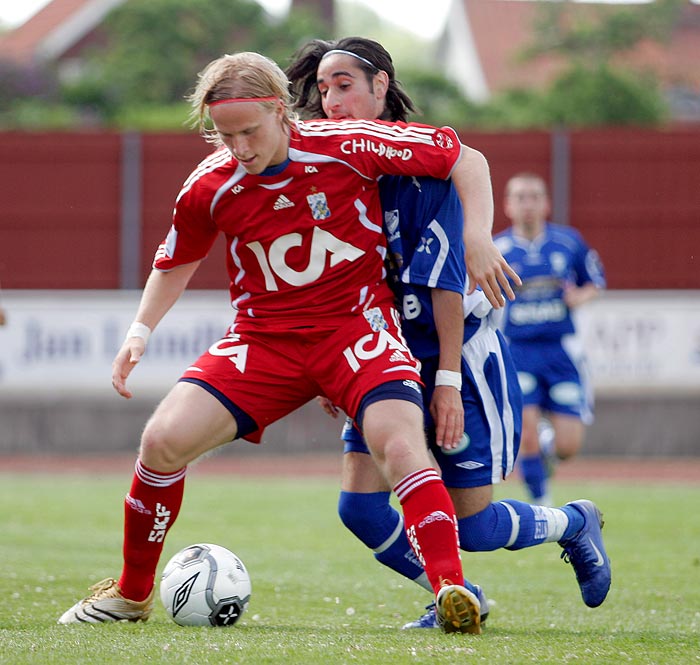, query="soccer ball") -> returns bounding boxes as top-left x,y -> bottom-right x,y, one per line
160,543 -> 252,627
